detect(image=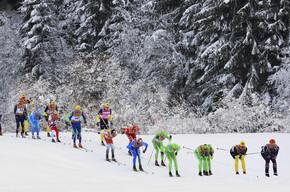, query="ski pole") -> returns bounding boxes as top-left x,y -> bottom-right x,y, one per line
97,112 -> 110,130
216,148 -> 229,151
247,152 -> 260,155
155,117 -> 159,133
183,146 -> 194,151
147,148 -> 154,165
